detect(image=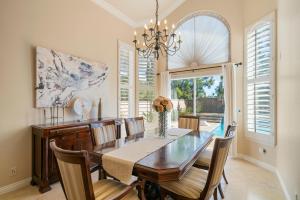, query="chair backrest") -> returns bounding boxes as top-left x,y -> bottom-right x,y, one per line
178,115 -> 200,131
50,140 -> 94,200
200,135 -> 234,200
224,122 -> 237,138
124,117 -> 145,137
90,120 -> 117,146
